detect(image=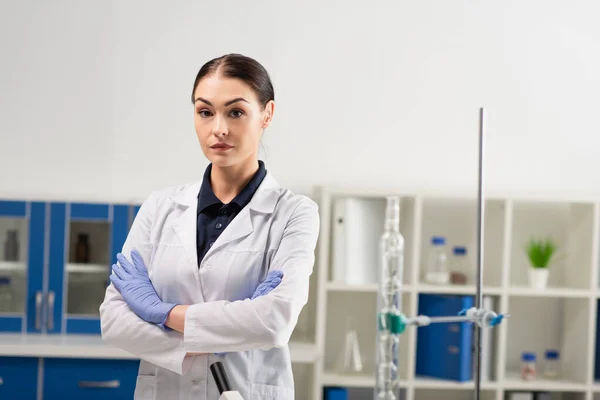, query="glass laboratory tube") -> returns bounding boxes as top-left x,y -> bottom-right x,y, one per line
375,197 -> 405,400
